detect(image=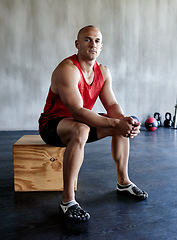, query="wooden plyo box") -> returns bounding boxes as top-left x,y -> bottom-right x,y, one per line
13,135 -> 77,192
